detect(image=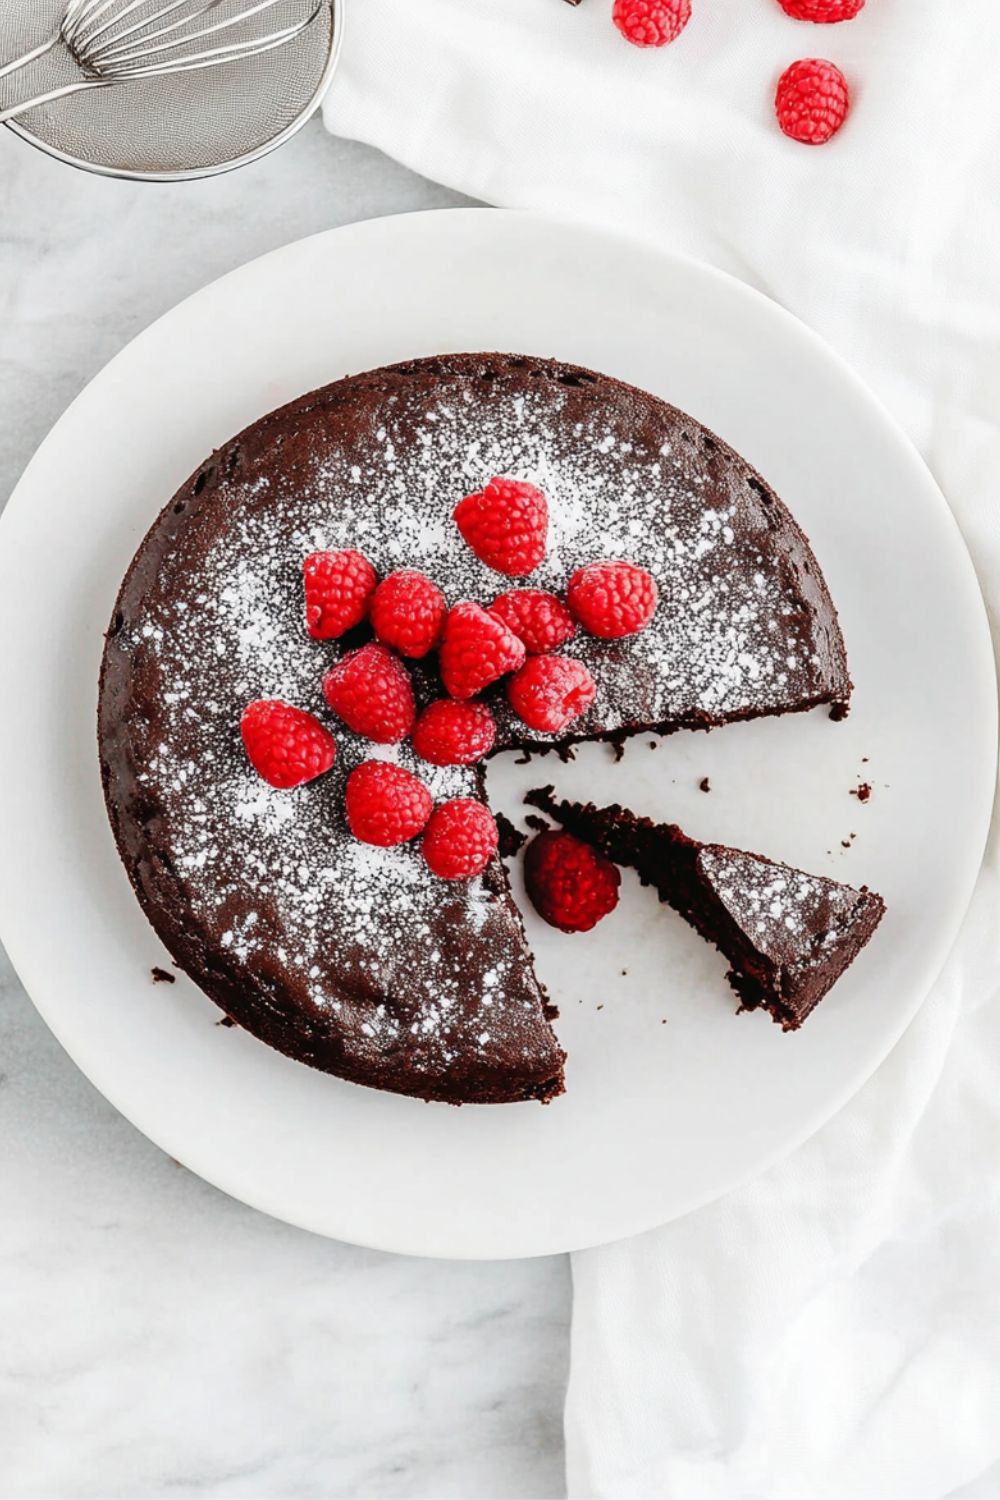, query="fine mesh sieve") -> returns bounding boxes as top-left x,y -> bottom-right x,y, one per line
0,0 -> 341,180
